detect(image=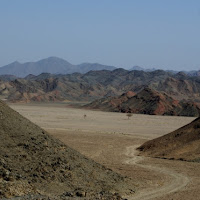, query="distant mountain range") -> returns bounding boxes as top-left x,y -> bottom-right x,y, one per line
129,66 -> 200,76
0,57 -> 116,77
0,57 -> 199,78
